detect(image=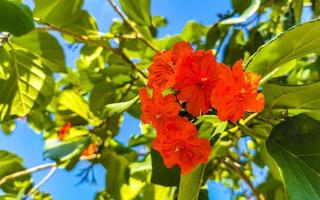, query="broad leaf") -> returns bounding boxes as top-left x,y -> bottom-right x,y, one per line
0,0 -> 34,36
246,18 -> 320,78
293,0 -> 303,23
104,95 -> 139,117
178,165 -> 206,200
44,137 -> 91,169
119,0 -> 151,26
263,82 -> 320,121
99,149 -> 138,199
12,32 -> 67,73
181,21 -> 208,43
0,194 -> 17,200
266,114 -> 320,199
0,46 -> 11,80
33,0 -> 84,26
0,50 -> 54,122
220,0 -> 260,25
57,90 -> 102,126
150,149 -> 180,186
